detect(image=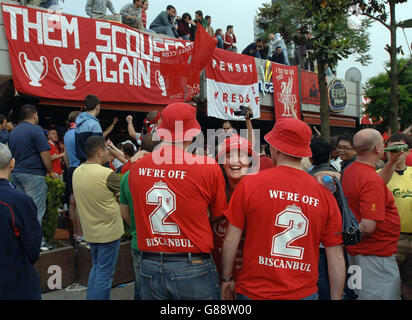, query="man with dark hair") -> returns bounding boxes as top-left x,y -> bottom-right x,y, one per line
329,136 -> 341,172
205,15 -> 214,36
242,38 -> 264,58
190,10 -> 208,39
73,136 -> 124,300
380,133 -> 412,299
224,25 -> 237,52
120,0 -> 144,30
337,133 -> 356,174
0,143 -> 42,300
150,5 -> 179,38
308,138 -> 337,176
120,143 -> 136,174
0,114 -> 10,145
271,46 -> 286,64
8,104 -> 56,252
75,95 -> 118,163
342,128 -> 402,300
